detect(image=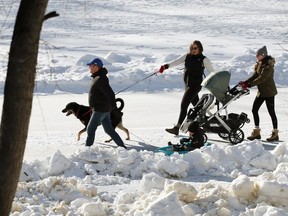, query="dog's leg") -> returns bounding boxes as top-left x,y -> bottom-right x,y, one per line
105,122 -> 130,142
77,128 -> 86,141
117,122 -> 130,140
